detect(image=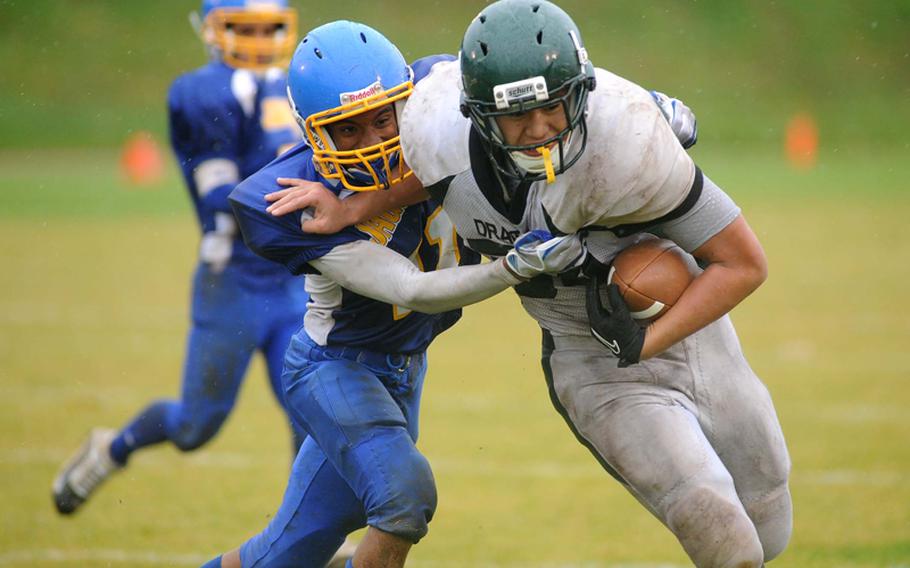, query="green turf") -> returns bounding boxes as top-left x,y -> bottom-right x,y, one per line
1,148 -> 908,566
